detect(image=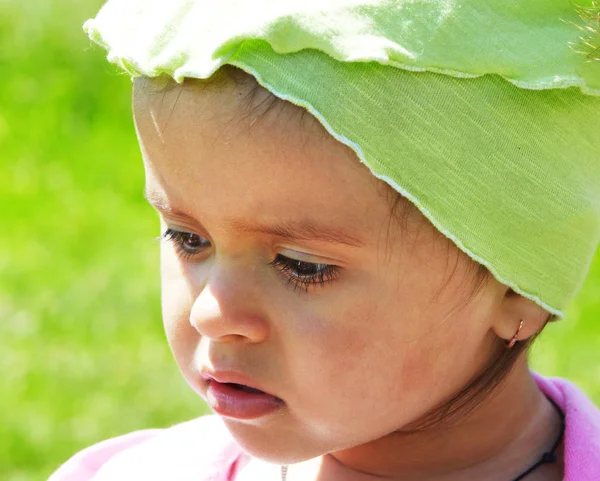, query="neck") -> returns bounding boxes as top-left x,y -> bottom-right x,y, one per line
313,361 -> 562,481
